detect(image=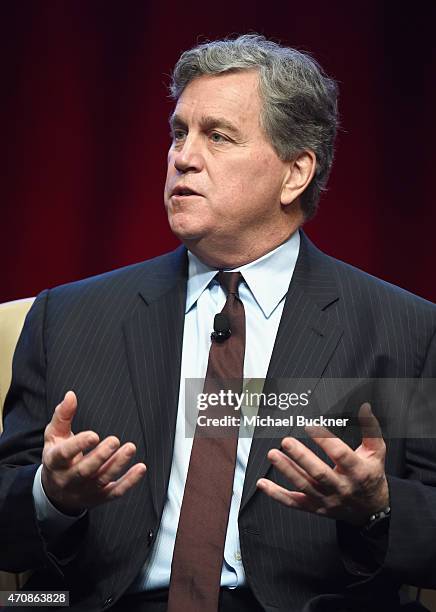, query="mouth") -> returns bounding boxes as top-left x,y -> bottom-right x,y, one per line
171,186 -> 202,198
